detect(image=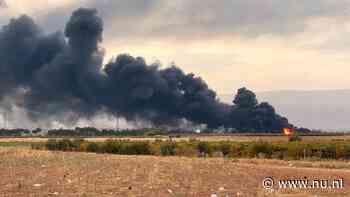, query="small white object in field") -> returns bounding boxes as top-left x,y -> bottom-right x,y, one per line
167,189 -> 173,193
33,184 -> 42,187
219,187 -> 225,191
211,194 -> 217,197
195,129 -> 201,133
